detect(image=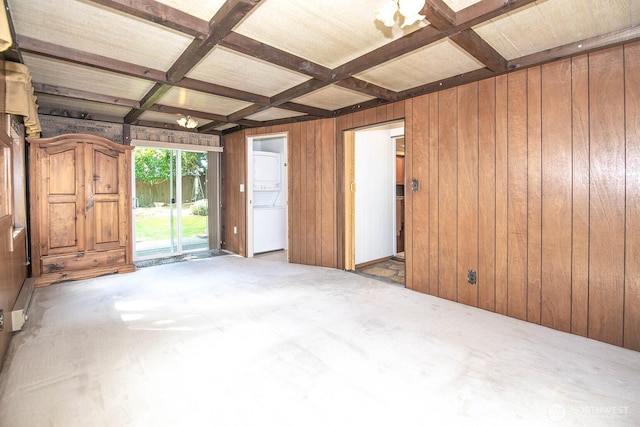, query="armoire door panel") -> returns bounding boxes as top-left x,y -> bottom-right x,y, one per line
48,202 -> 77,249
94,200 -> 120,245
93,149 -> 119,194
47,150 -> 77,195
